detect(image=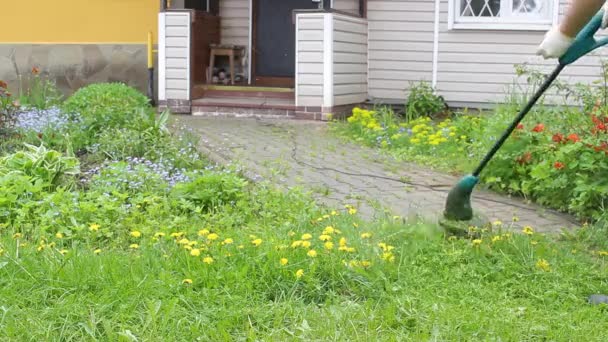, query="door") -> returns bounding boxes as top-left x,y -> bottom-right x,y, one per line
253,0 -> 318,87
